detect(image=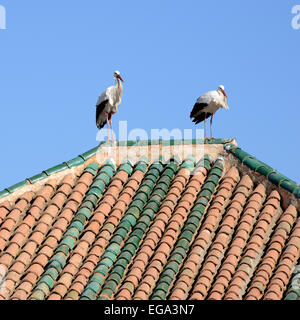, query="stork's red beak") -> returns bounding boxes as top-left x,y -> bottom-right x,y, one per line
221,89 -> 227,98
118,74 -> 124,82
